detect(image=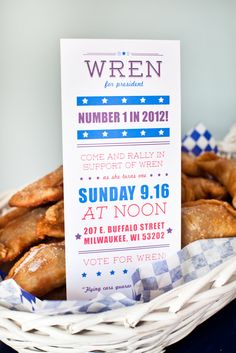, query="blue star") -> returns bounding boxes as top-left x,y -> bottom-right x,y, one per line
82,272 -> 87,278
75,233 -> 82,240
96,271 -> 102,277
123,269 -> 128,274
167,227 -> 173,234
110,270 -> 115,275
